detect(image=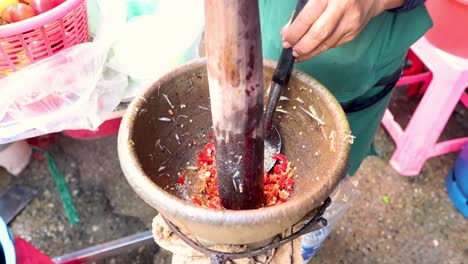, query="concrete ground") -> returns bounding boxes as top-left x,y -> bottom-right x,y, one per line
1,88 -> 467,263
